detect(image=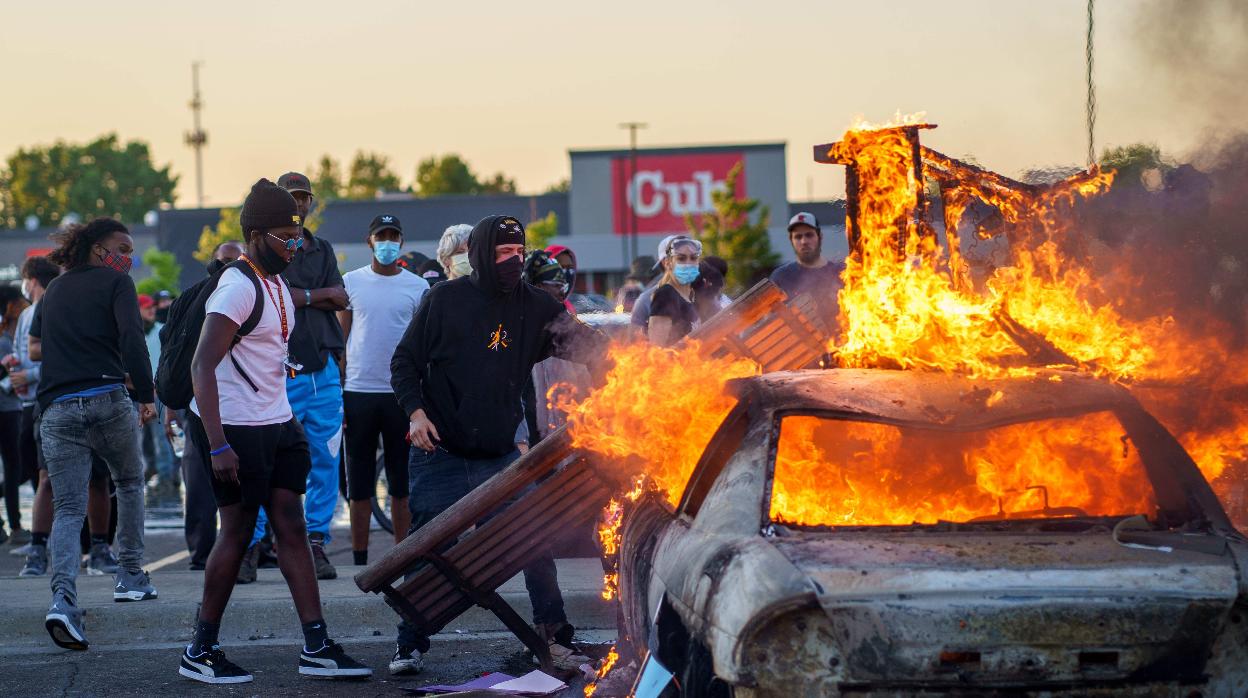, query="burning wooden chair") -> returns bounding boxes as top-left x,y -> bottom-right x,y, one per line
354,279 -> 825,669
